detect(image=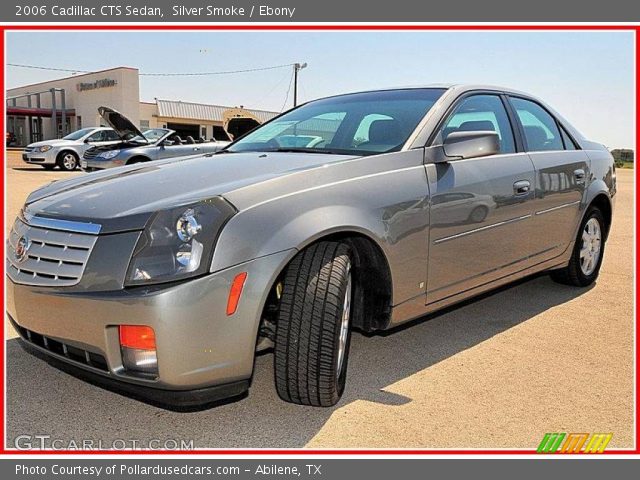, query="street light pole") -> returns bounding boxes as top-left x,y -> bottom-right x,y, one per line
293,62 -> 307,107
